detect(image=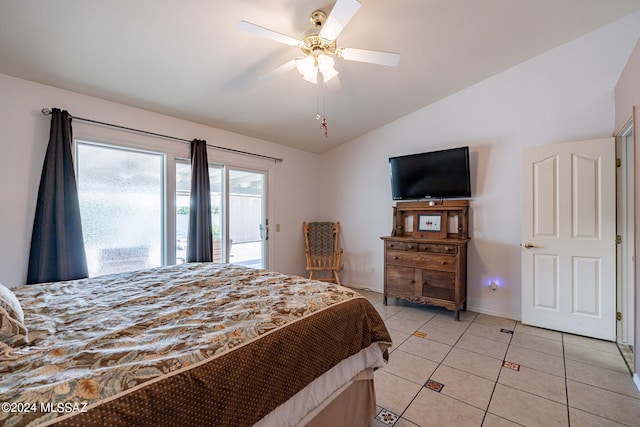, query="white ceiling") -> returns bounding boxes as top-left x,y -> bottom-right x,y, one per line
1,0 -> 640,153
